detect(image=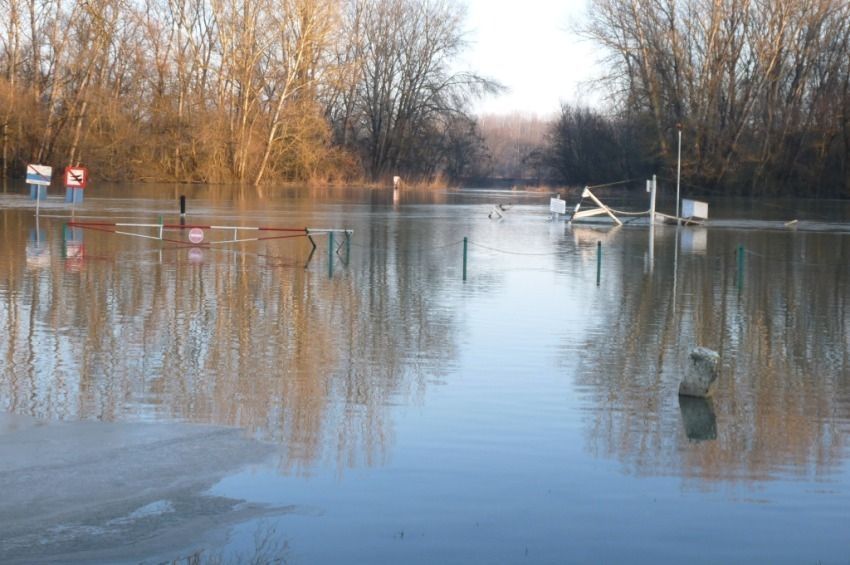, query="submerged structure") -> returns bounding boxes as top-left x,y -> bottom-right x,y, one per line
564,176 -> 709,227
